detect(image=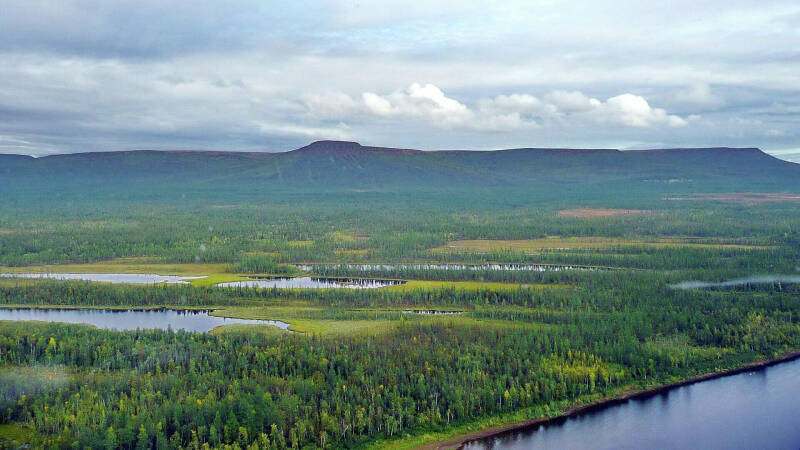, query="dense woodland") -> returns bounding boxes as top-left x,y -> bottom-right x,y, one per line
2,146 -> 800,448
